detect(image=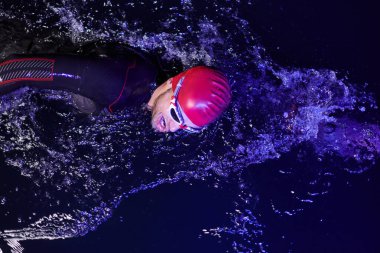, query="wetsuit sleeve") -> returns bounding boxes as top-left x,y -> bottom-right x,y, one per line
0,52 -> 157,113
